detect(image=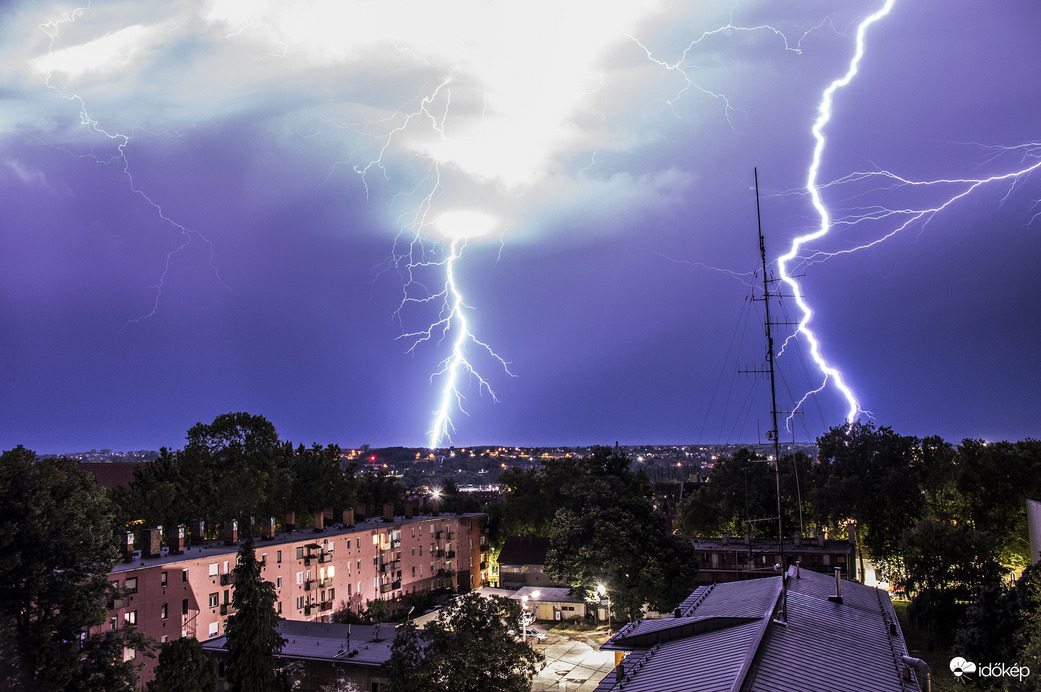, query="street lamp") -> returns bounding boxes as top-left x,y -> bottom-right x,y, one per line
597,583 -> 612,635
